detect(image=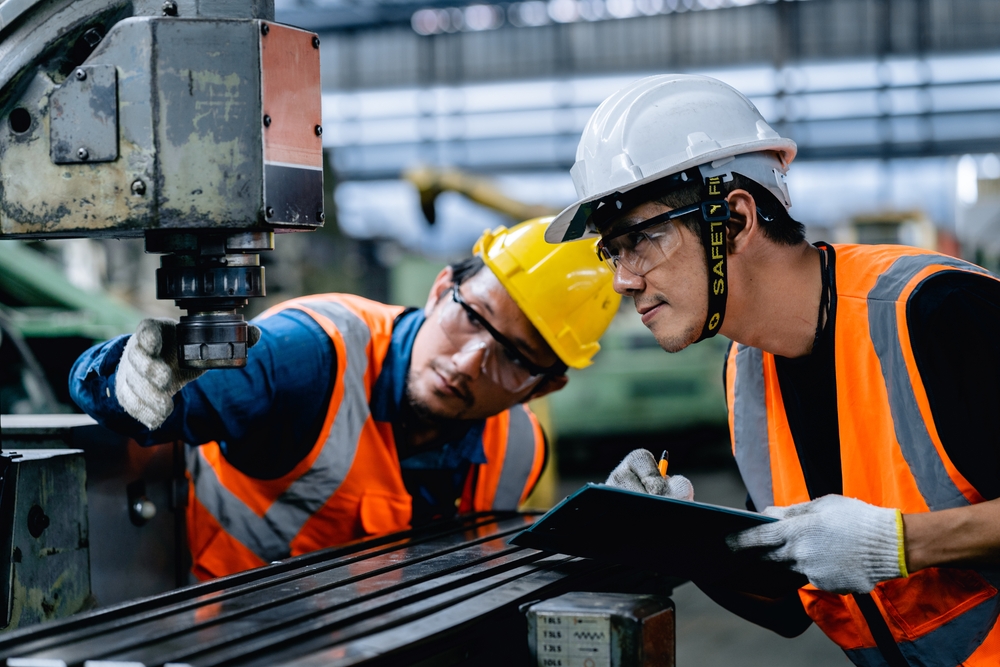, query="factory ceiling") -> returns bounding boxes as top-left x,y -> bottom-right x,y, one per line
279,0 -> 999,89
